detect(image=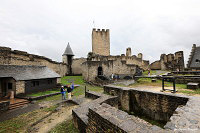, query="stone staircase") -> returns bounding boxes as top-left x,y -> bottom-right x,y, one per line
9,99 -> 30,110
